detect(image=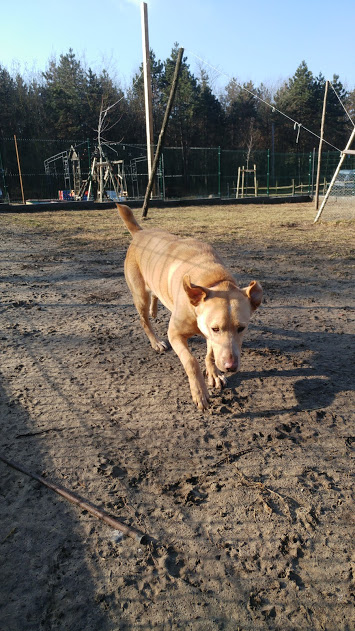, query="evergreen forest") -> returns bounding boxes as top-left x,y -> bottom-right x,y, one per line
1,45 -> 354,154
